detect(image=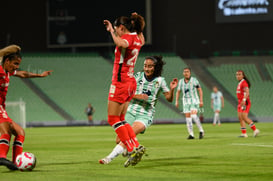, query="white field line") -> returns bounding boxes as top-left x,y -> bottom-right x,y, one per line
231,143 -> 273,148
